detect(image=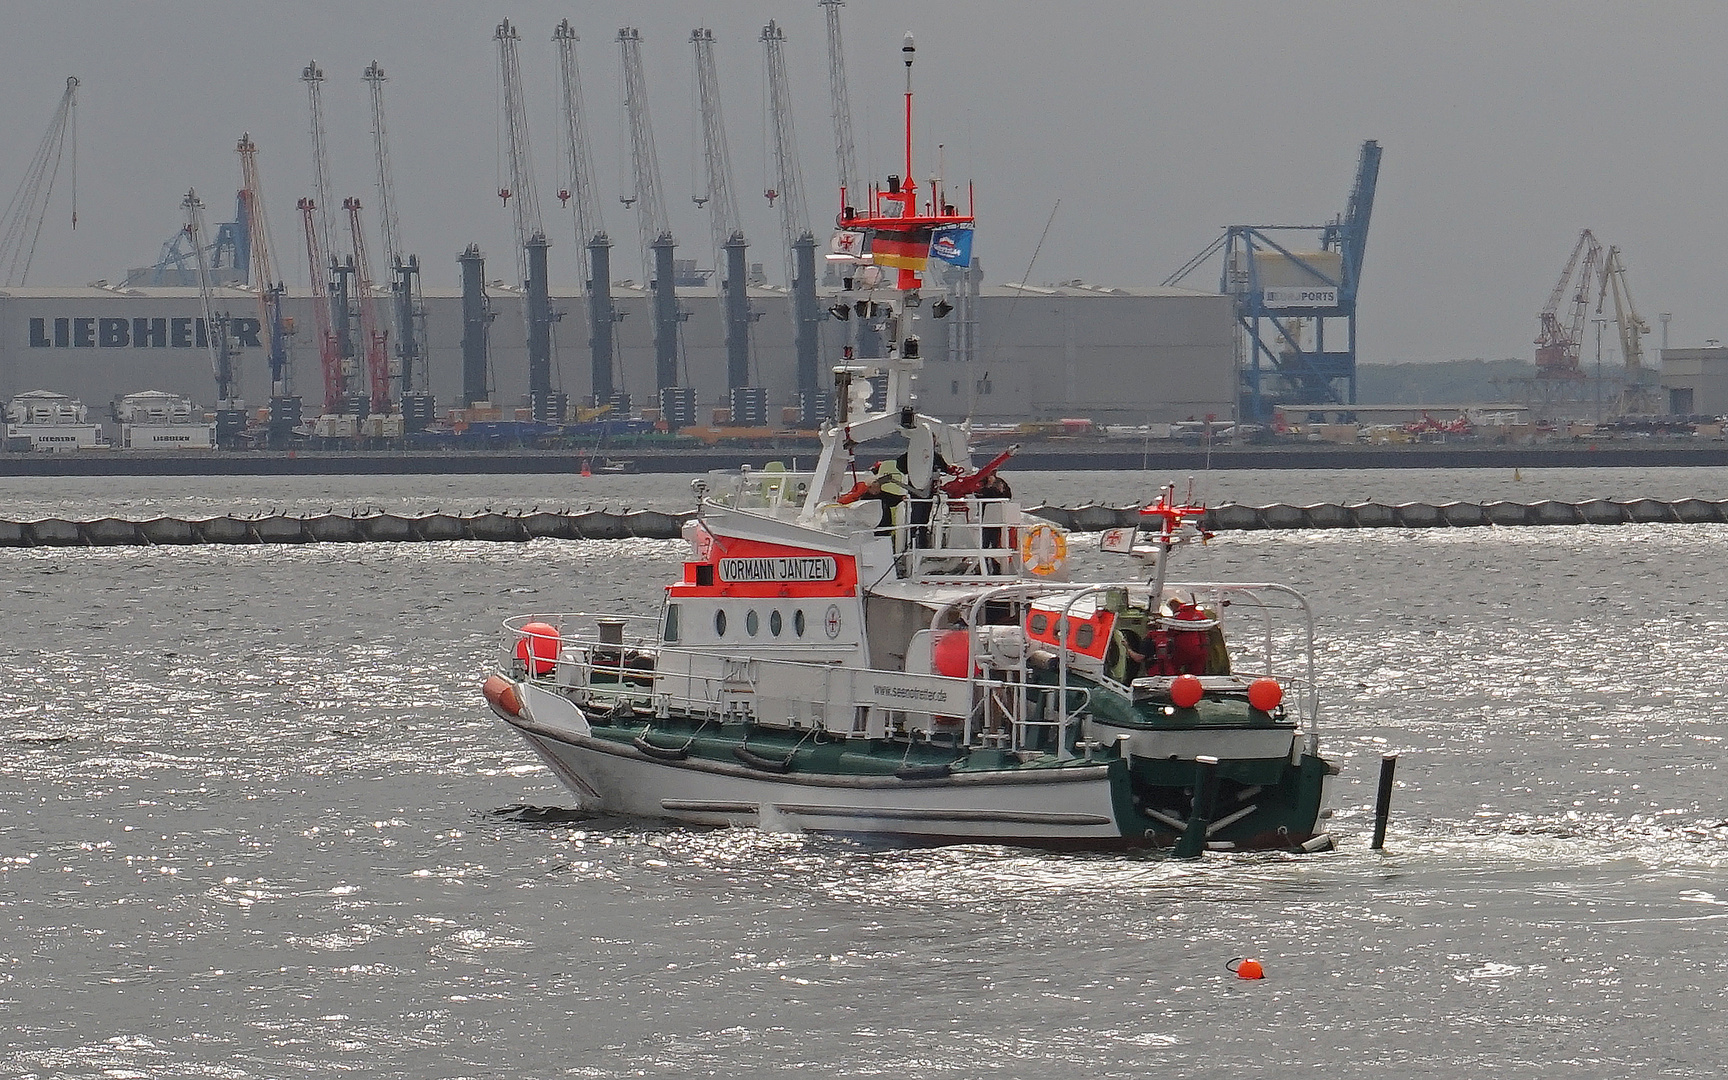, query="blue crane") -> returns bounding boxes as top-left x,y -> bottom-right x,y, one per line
1167,140 -> 1381,421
